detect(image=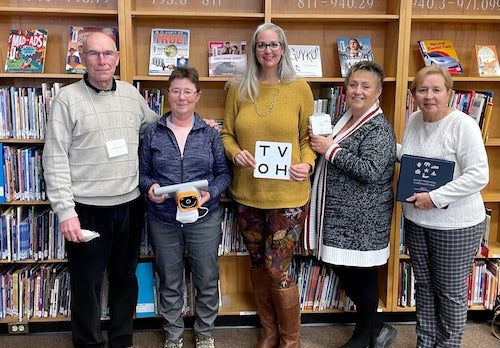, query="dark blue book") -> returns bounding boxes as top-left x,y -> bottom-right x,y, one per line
396,154 -> 455,202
